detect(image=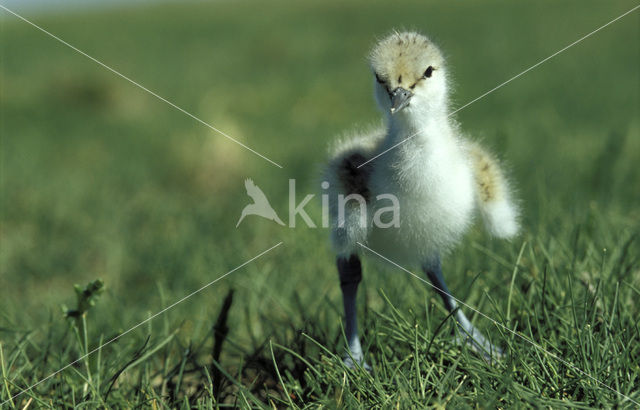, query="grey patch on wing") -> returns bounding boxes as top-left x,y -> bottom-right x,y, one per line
338,153 -> 373,202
